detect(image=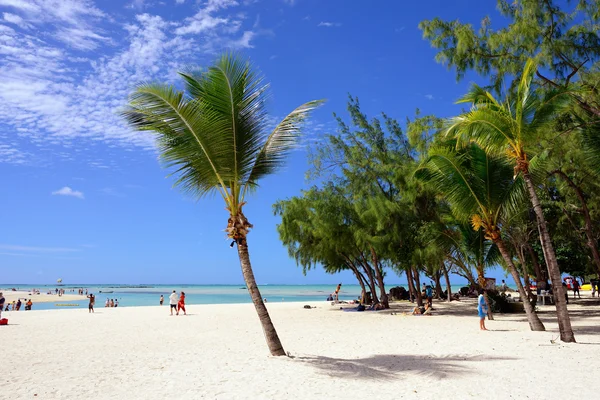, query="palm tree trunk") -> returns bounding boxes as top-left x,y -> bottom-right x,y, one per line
494,237 -> 546,331
237,239 -> 286,356
442,264 -> 452,302
522,171 -> 575,341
